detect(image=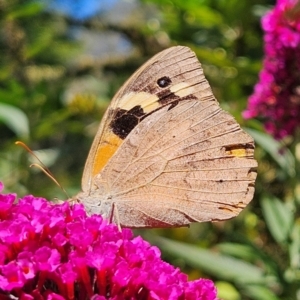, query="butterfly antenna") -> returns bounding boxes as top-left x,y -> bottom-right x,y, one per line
15,141 -> 70,199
